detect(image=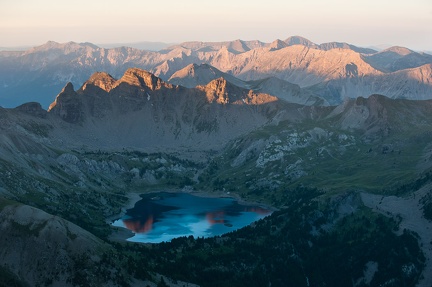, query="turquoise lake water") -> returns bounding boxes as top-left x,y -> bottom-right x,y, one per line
112,192 -> 272,243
